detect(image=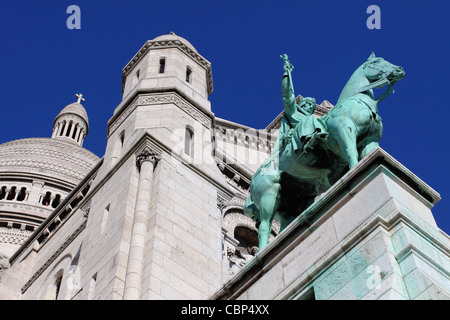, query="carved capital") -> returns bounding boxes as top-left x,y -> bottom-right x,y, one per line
217,197 -> 229,211
136,147 -> 161,169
